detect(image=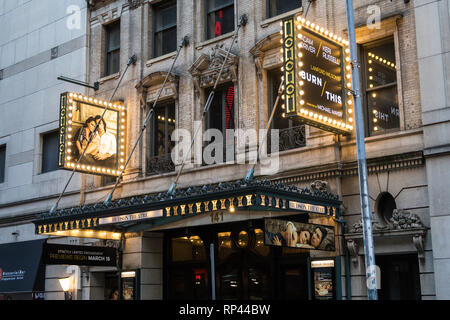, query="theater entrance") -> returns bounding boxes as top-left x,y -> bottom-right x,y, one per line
164,220 -> 310,300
